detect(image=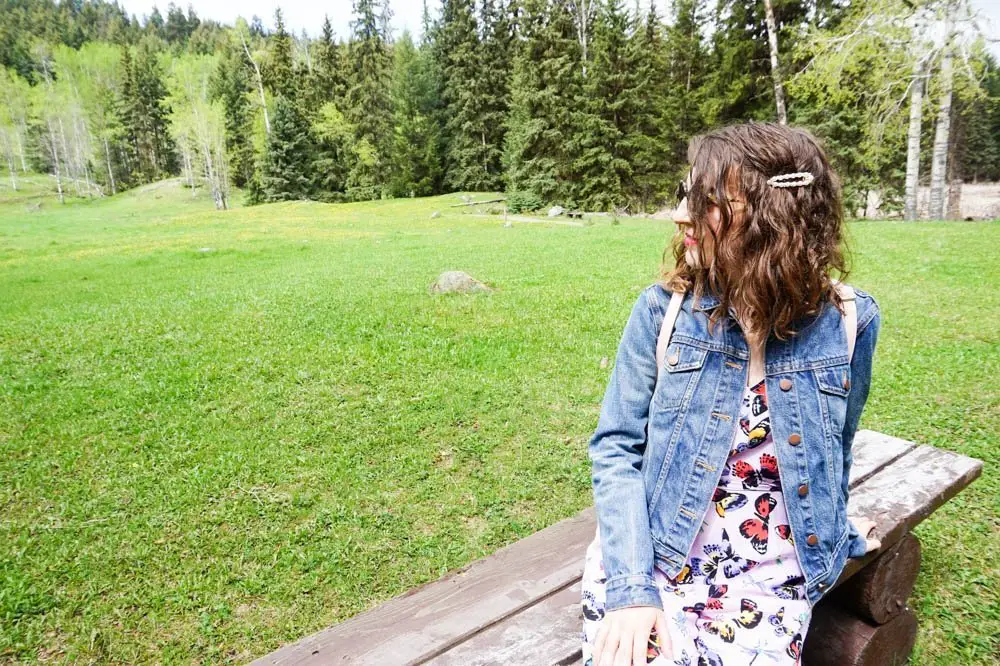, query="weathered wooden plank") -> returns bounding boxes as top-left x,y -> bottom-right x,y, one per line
847,430 -> 916,488
247,431 -> 962,666
425,581 -> 584,665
